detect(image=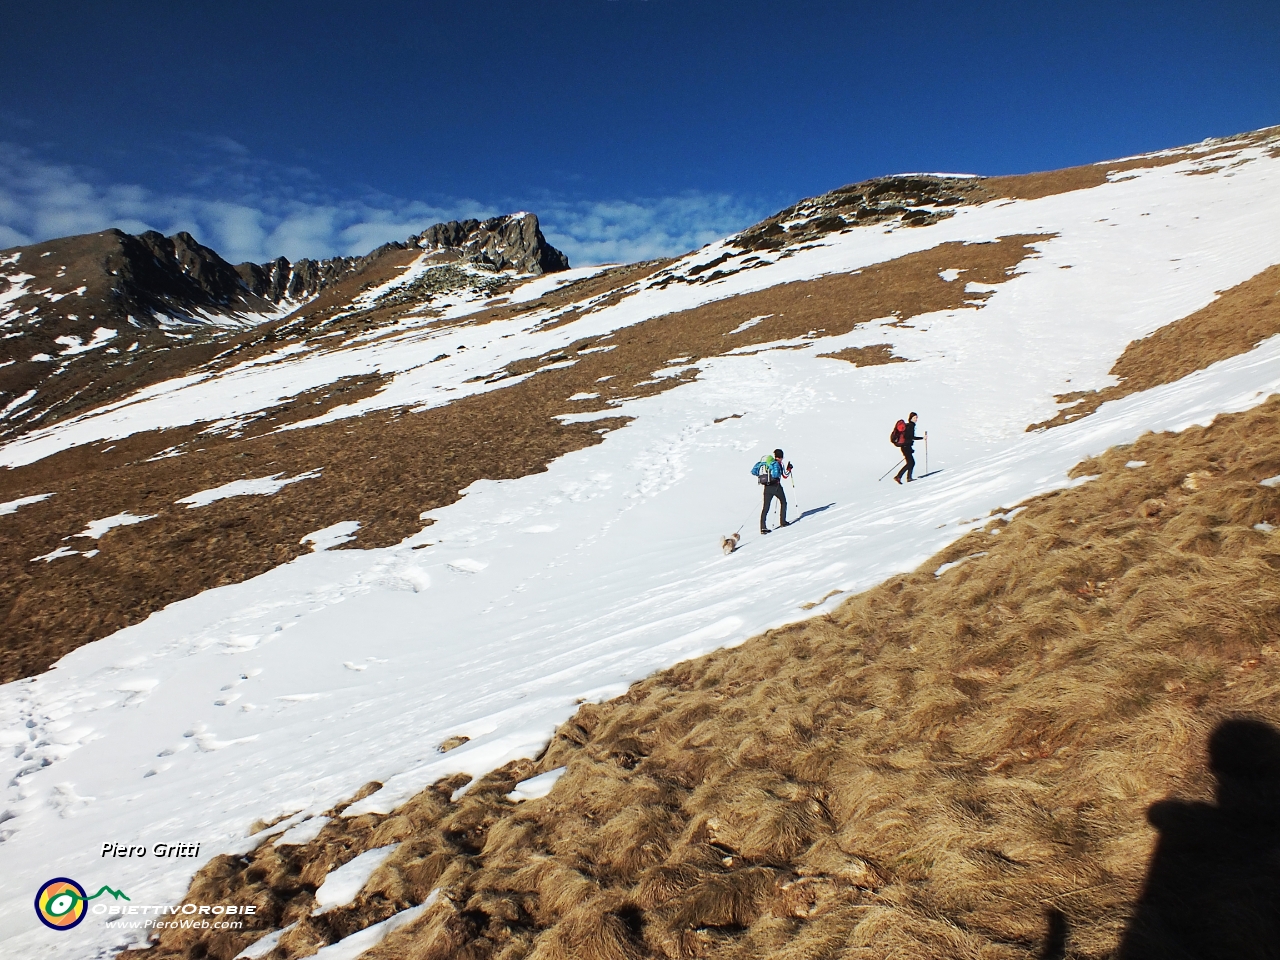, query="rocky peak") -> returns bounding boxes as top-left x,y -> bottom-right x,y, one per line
132,229 -> 260,307
411,213 -> 569,274
236,251 -> 382,303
